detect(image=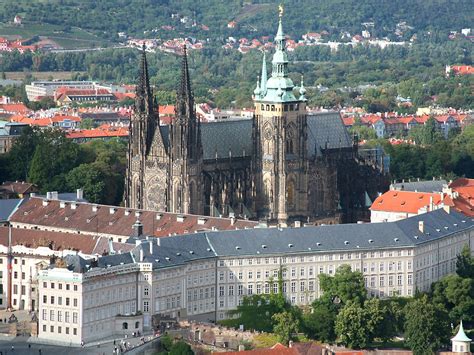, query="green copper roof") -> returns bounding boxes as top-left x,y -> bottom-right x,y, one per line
257,10 -> 298,103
